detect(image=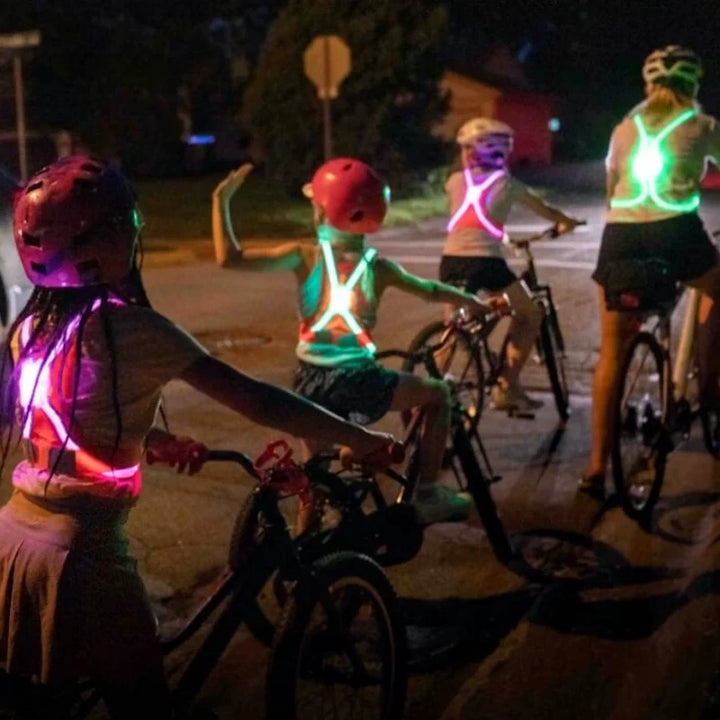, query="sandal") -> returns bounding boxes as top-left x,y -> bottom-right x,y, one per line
577,472 -> 606,499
